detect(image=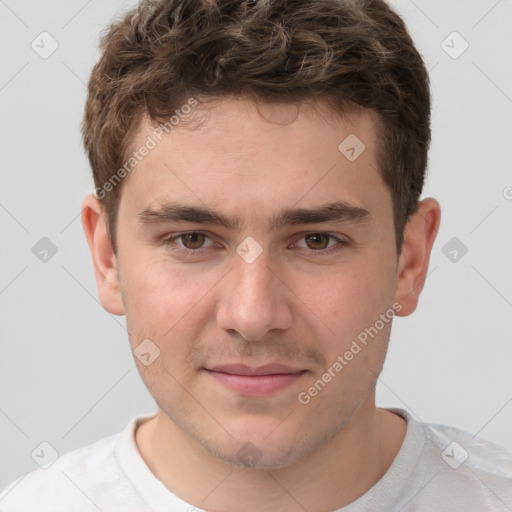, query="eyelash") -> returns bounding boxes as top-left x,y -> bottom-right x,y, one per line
161,231 -> 349,256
